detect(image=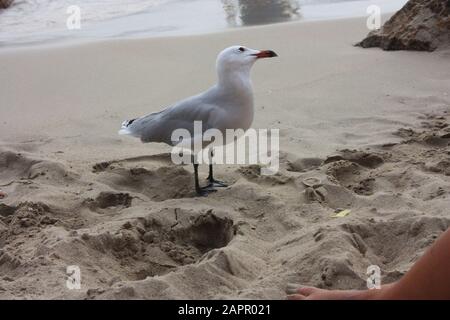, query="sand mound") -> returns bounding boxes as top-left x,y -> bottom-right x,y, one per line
92,154 -> 195,201
63,209 -> 235,284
